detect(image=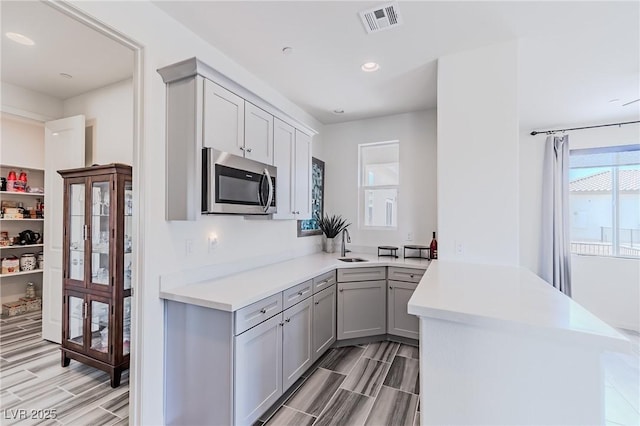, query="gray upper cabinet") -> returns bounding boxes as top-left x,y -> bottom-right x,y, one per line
157,57 -> 317,221
234,313 -> 283,426
337,279 -> 386,340
387,280 -> 419,339
244,102 -> 274,165
273,119 -> 312,220
282,297 -> 313,389
313,284 -> 336,362
203,79 -> 245,154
